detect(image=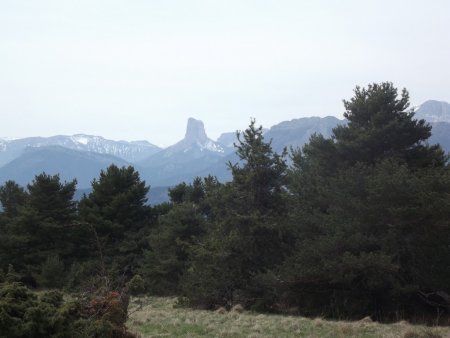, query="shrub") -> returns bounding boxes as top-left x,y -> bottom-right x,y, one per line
0,281 -> 136,338
127,274 -> 145,296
